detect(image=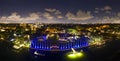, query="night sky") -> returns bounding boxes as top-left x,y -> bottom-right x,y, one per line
0,0 -> 120,23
